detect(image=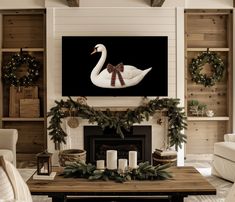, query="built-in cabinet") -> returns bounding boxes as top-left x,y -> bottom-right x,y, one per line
0,10 -> 46,165
185,10 -> 233,154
